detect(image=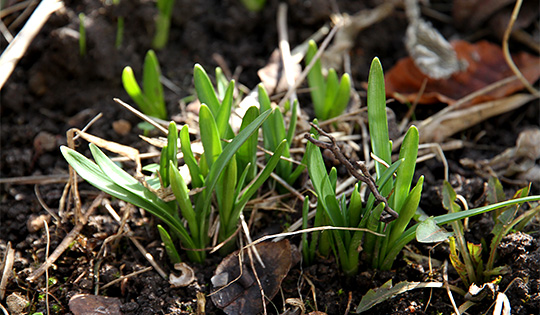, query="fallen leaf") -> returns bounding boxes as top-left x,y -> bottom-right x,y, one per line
385,40 -> 540,106
418,94 -> 536,143
210,239 -> 292,315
